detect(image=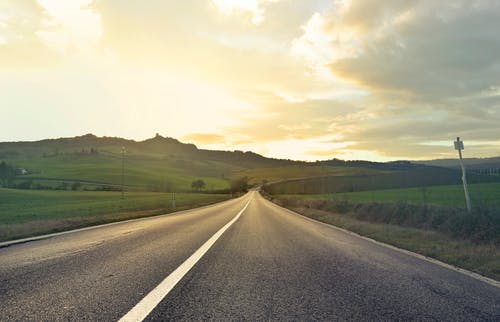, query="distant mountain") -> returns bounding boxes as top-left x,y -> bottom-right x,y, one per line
1,134 -> 498,191
0,133 -> 195,158
415,157 -> 500,170
316,159 -> 424,171
0,133 -> 437,171
0,134 -> 299,181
